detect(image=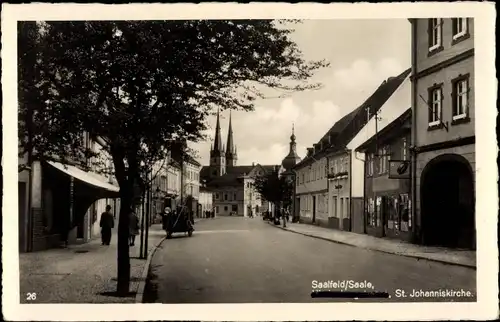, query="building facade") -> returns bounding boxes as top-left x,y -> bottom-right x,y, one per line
356,109 -> 412,241
410,18 -> 475,249
294,68 -> 411,231
200,111 -> 277,217
198,187 -> 214,217
19,132 -> 121,252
